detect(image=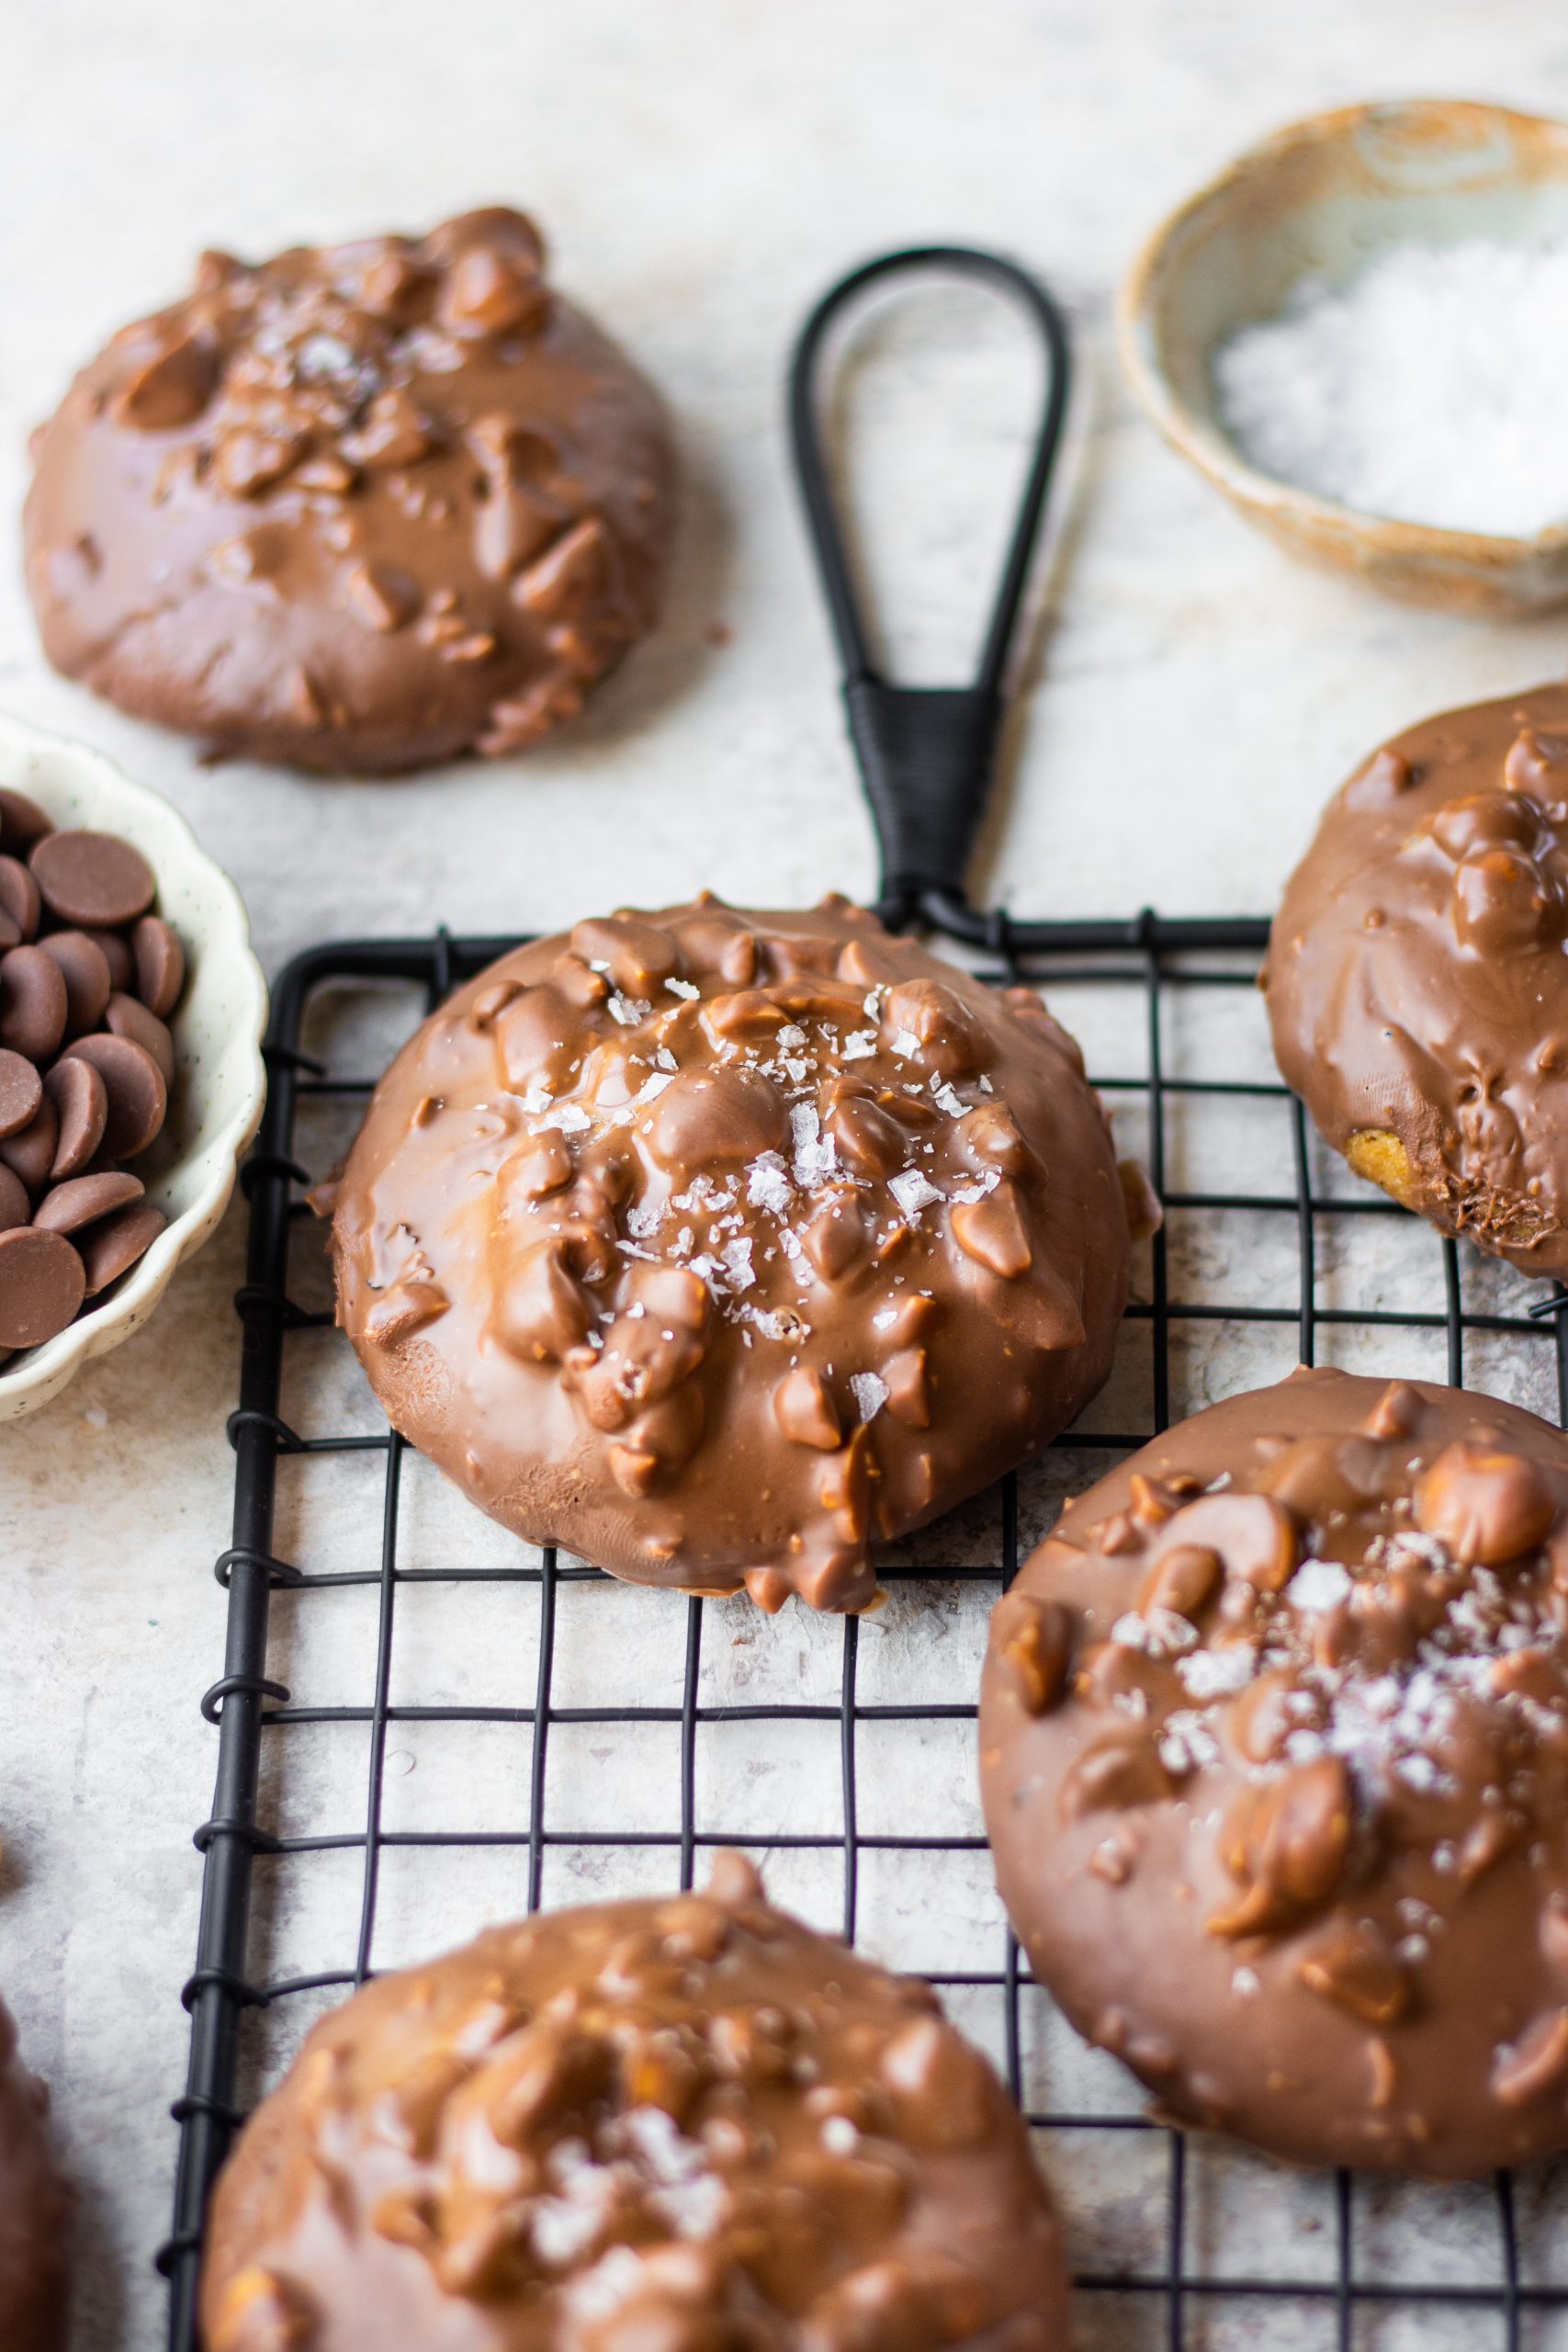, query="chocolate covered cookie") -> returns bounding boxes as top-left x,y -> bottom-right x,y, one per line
25,209 -> 675,774
1267,683 -> 1568,1274
329,896 -> 1130,1611
0,1996 -> 73,2350
980,1366 -> 1568,2177
200,1854 -> 1069,2351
